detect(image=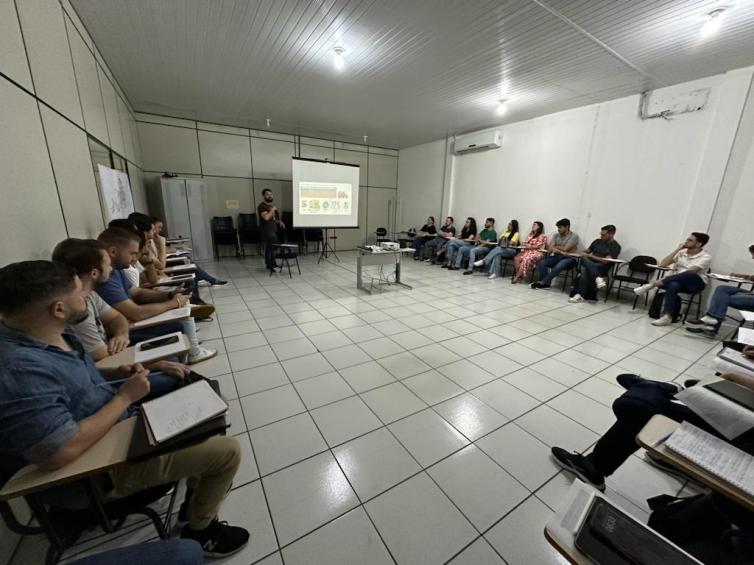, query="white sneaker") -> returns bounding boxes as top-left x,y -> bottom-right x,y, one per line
569,294 -> 584,303
700,315 -> 718,325
651,314 -> 673,327
473,259 -> 485,267
488,273 -> 498,280
188,347 -> 218,364
633,283 -> 654,296
595,277 -> 606,289
197,280 -> 212,287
